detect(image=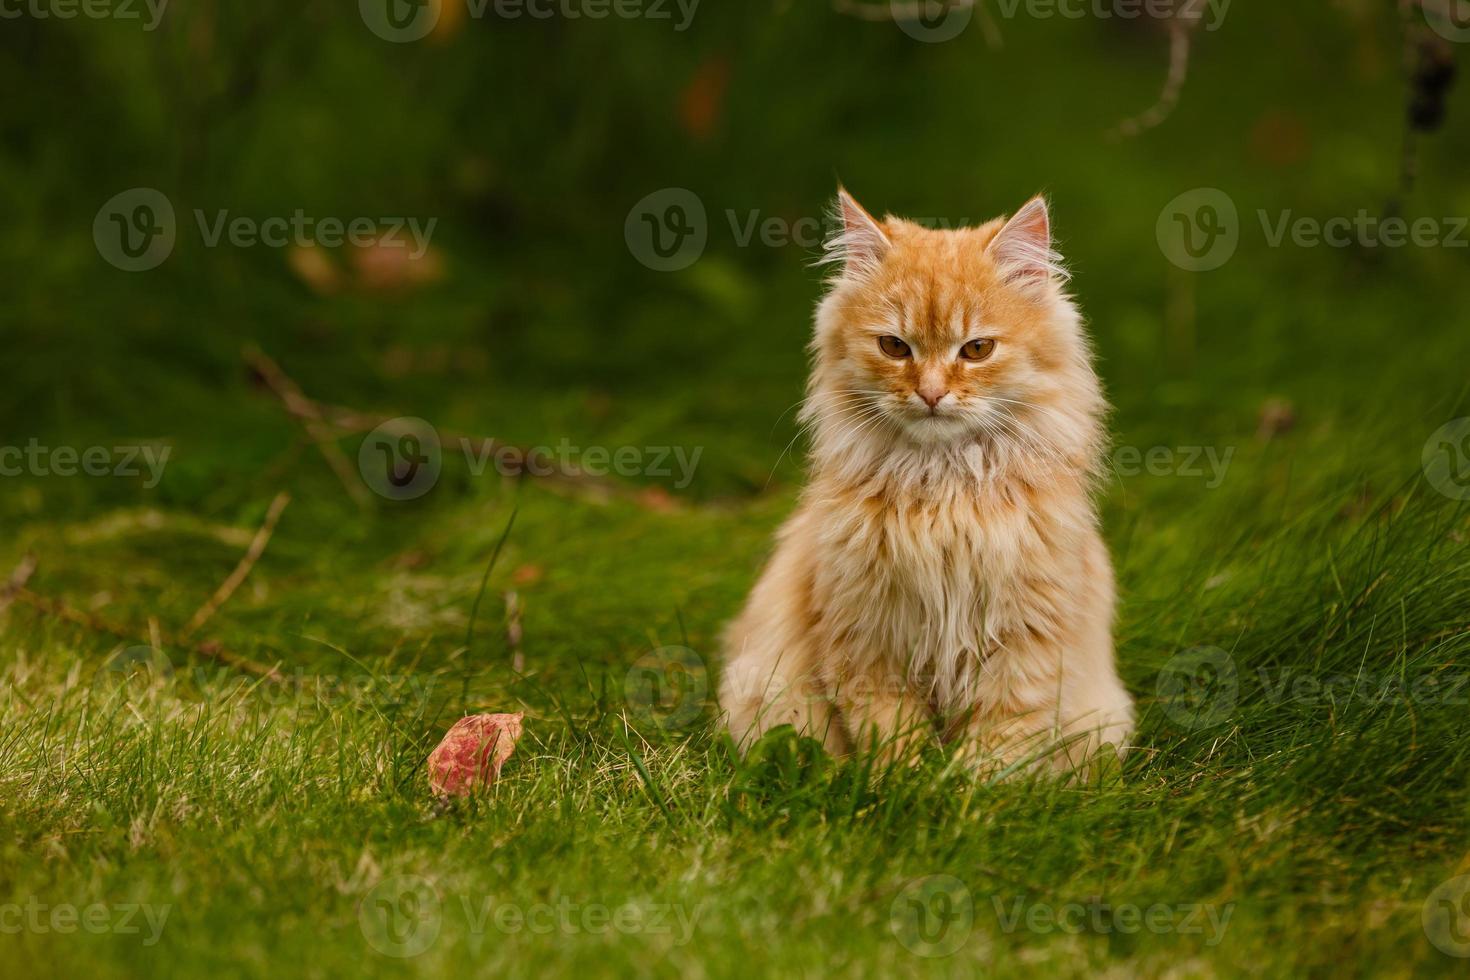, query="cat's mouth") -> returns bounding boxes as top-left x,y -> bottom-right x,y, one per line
893,404 -> 975,443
